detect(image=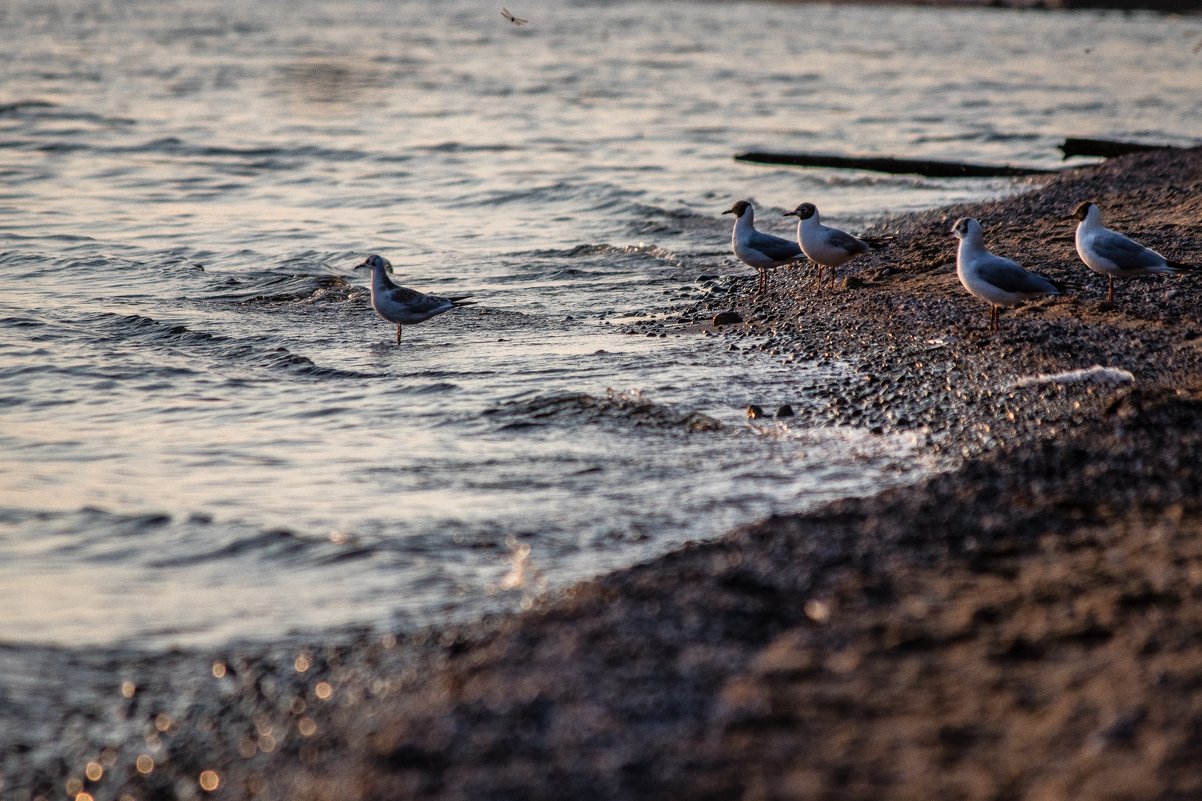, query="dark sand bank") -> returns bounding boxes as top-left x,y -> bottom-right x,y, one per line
8,149 -> 1202,801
